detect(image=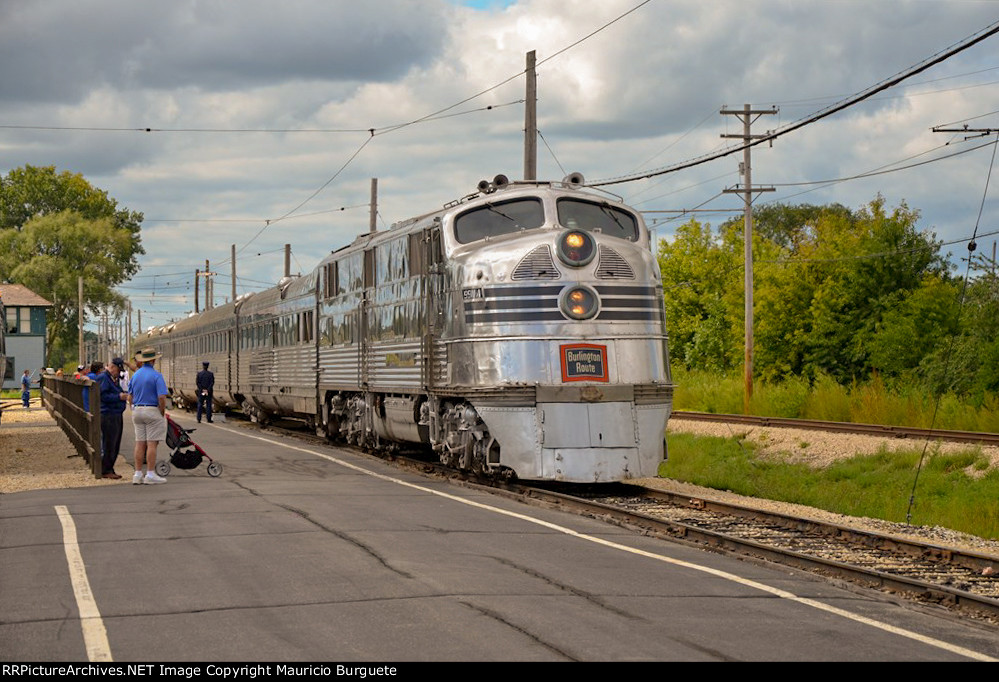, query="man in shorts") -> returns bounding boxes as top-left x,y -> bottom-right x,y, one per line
129,347 -> 169,485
